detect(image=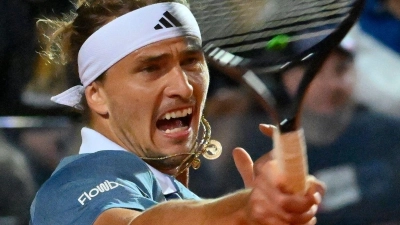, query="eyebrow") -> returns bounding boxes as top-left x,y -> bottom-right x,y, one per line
136,54 -> 170,64
136,43 -> 203,64
178,42 -> 204,60
182,45 -> 203,57
184,42 -> 202,53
